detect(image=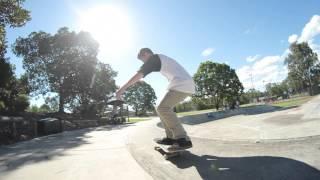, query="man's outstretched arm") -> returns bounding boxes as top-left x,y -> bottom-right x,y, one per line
115,72 -> 144,99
